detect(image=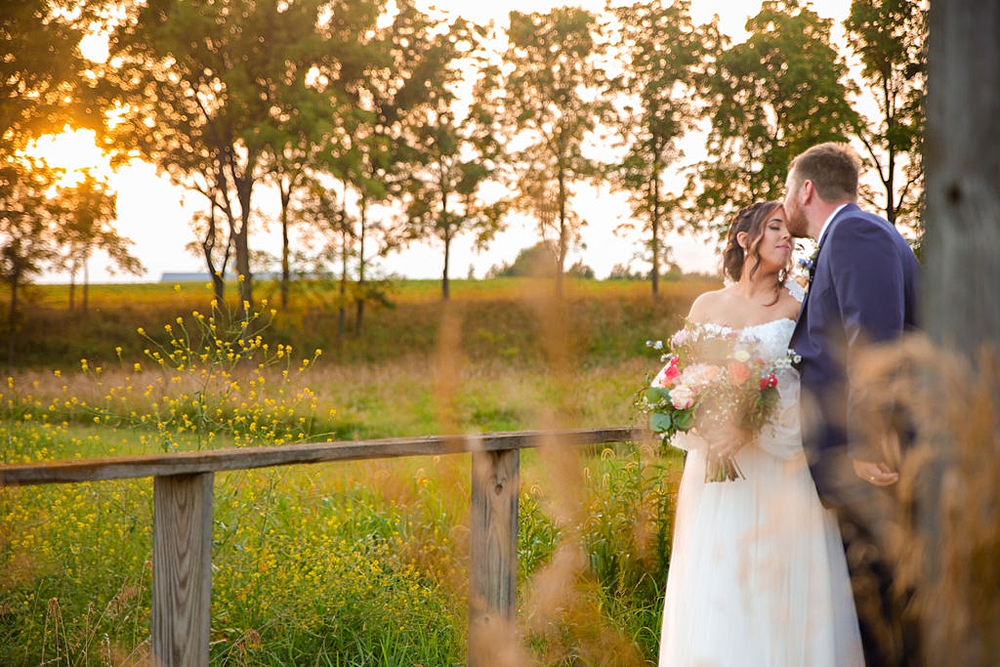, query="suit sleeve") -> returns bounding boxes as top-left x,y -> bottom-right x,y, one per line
826,217 -> 907,347
825,217 -> 907,460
